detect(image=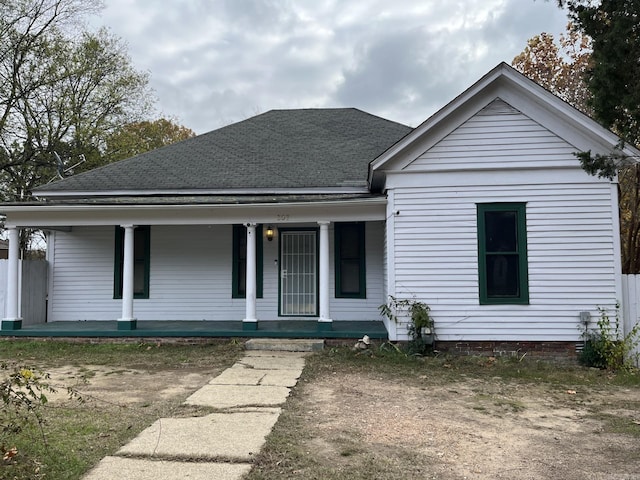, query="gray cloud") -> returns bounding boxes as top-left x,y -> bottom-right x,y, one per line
93,0 -> 570,133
